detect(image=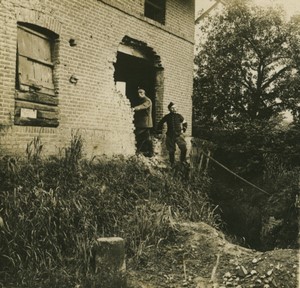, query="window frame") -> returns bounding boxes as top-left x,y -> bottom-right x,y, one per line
144,0 -> 166,24
15,23 -> 59,127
